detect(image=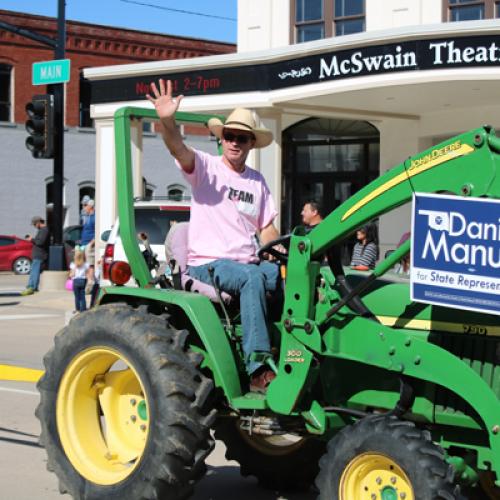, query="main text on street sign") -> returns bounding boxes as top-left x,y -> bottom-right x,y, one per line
32,59 -> 71,86
411,193 -> 500,316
